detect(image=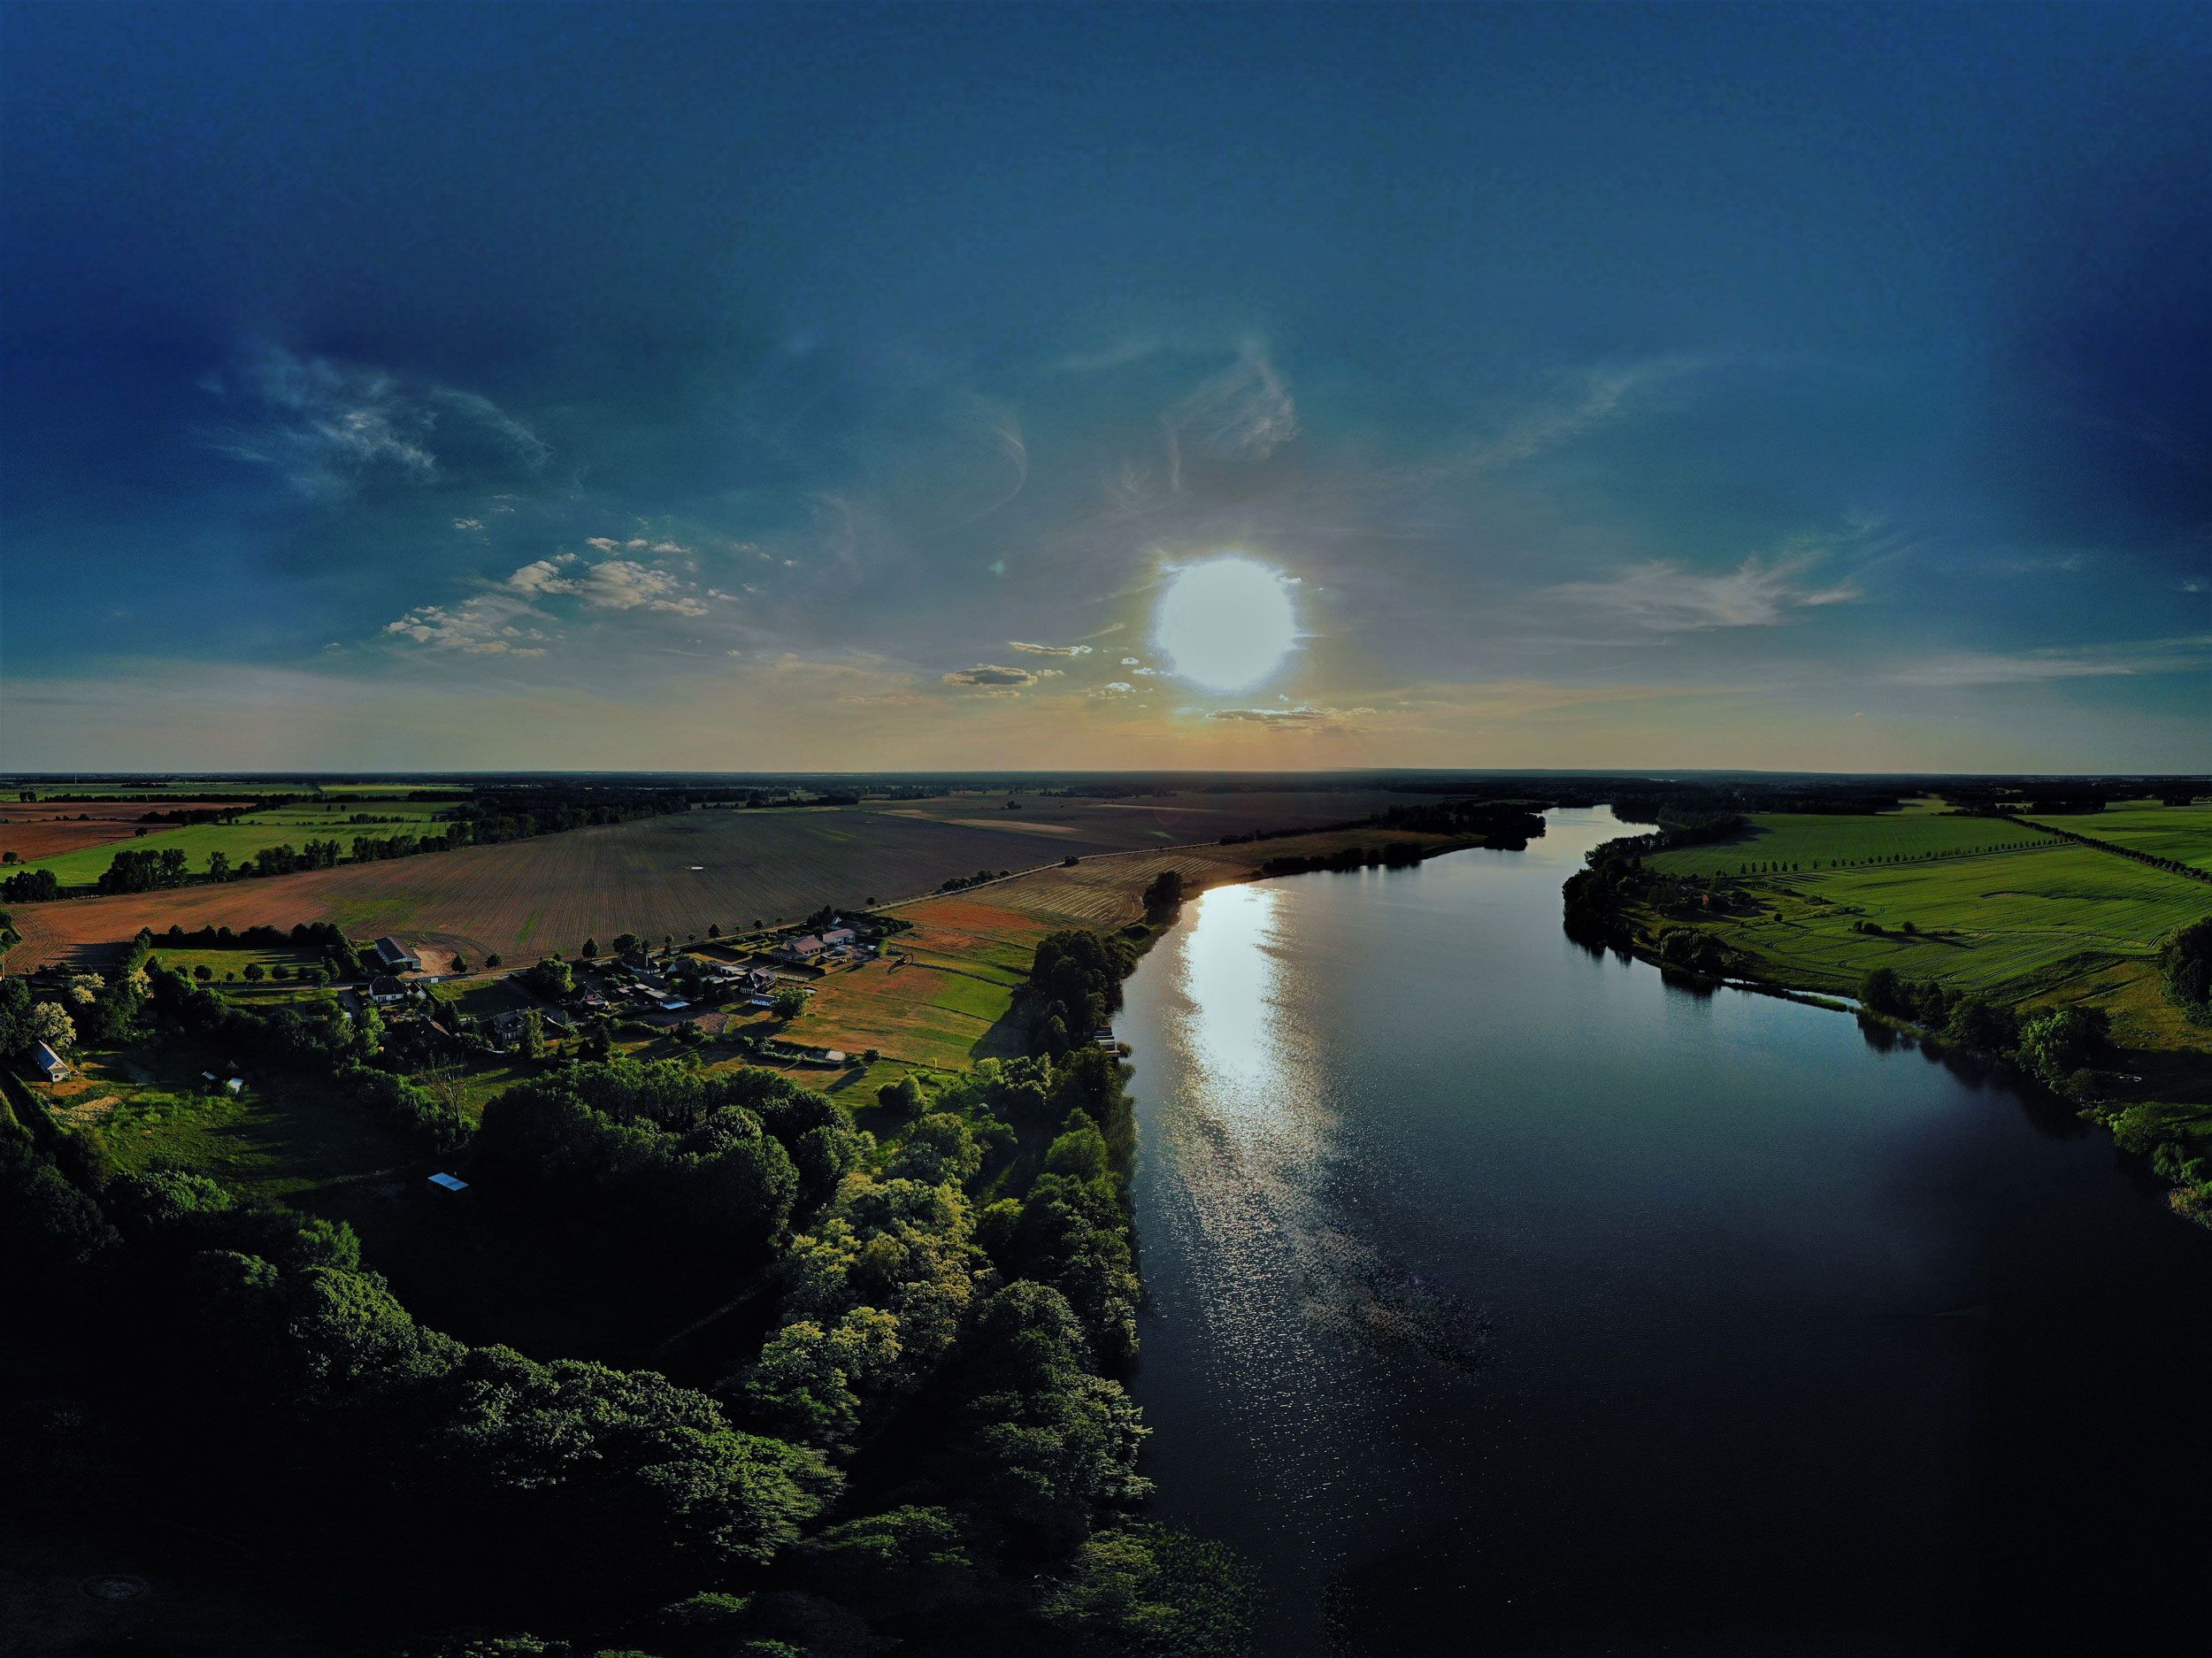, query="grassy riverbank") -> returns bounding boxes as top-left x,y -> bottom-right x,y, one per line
1586,800 -> 2212,1226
